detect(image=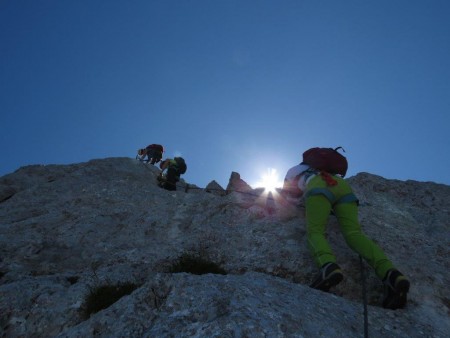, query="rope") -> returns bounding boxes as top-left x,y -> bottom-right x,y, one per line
359,255 -> 369,338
